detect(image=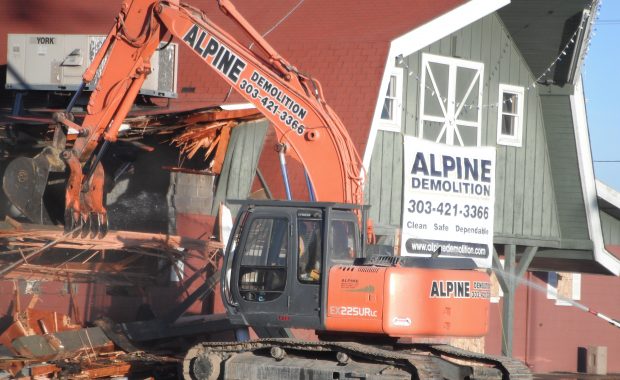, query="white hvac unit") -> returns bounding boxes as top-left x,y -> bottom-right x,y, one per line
5,34 -> 178,98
